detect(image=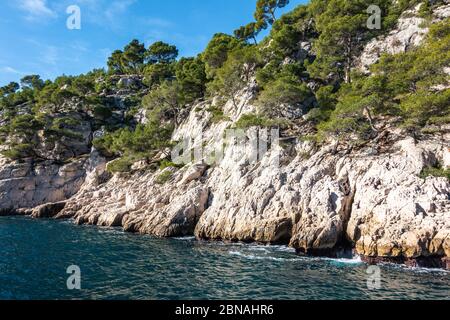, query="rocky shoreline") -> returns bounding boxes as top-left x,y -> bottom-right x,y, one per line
2,206 -> 449,270
1,3 -> 449,271
1,115 -> 448,270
